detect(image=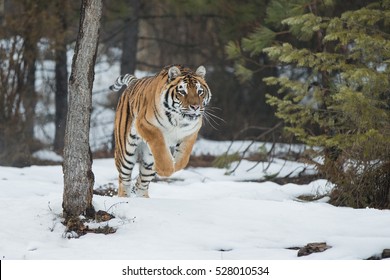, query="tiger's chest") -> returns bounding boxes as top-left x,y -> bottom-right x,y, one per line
160,116 -> 201,147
